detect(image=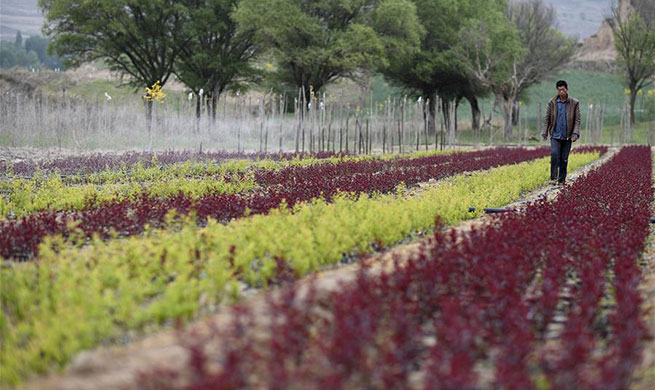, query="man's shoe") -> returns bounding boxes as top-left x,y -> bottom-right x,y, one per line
549,179 -> 557,186
557,180 -> 566,186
